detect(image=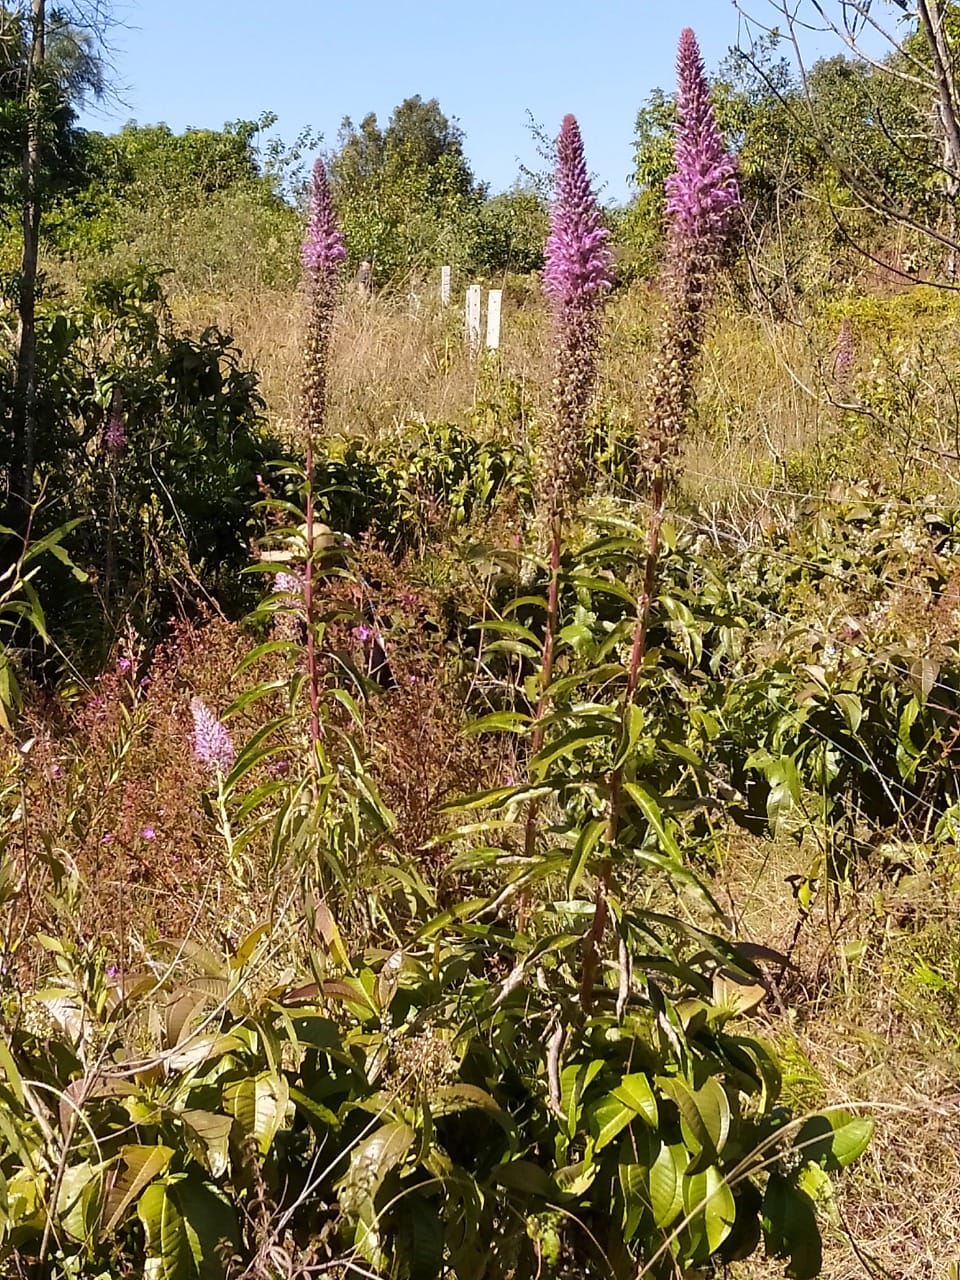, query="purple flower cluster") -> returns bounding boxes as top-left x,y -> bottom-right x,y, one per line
302,158 -> 346,289
302,158 -> 346,440
103,408 -> 126,460
544,115 -> 612,314
190,697 -> 235,777
540,115 -> 613,522
646,28 -> 741,473
666,29 -> 740,258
